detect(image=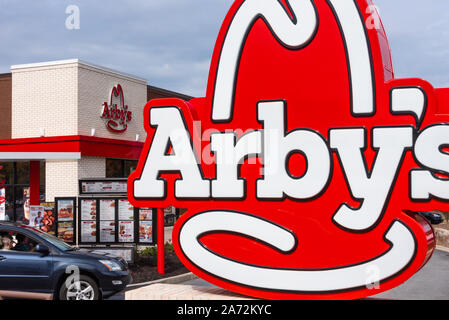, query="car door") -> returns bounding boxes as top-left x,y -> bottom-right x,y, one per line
0,228 -> 53,294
